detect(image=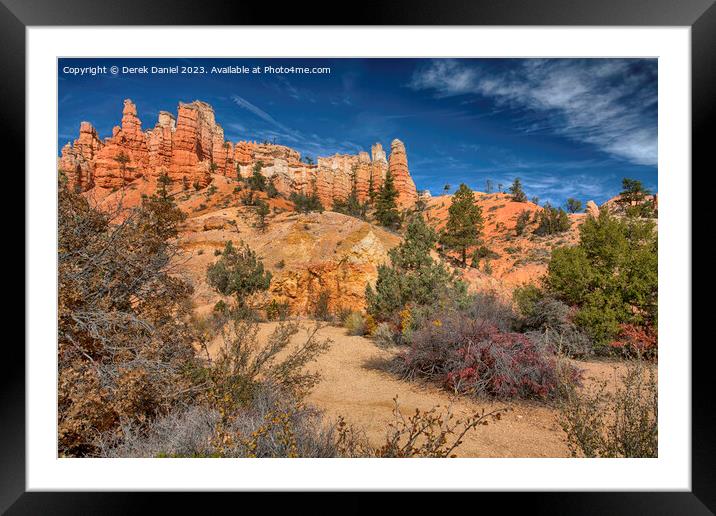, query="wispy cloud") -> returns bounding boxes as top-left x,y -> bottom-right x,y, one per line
231,94 -> 294,135
409,59 -> 657,166
229,93 -> 362,158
